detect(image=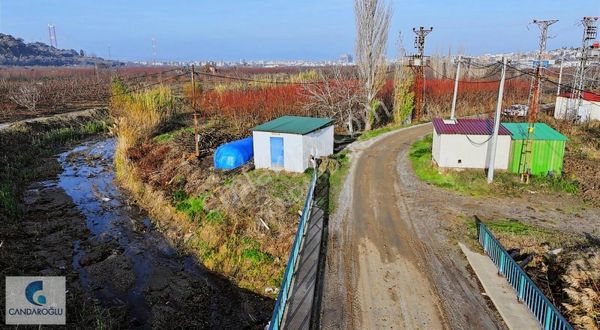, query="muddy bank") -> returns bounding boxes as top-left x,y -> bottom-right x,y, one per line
4,138 -> 272,328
